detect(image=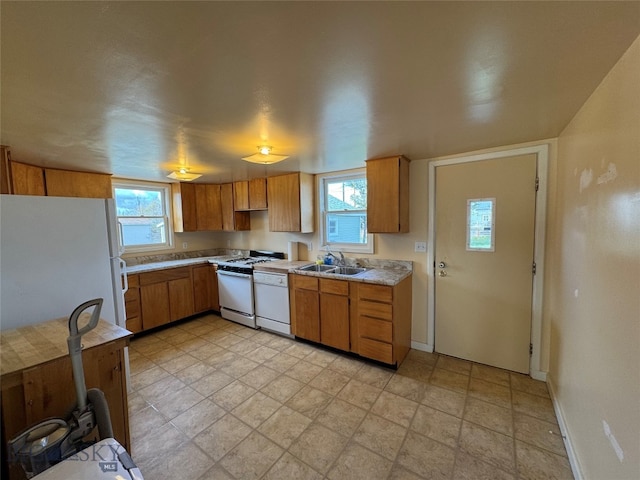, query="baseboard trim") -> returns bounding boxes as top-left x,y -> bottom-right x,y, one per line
411,341 -> 433,353
547,374 -> 584,480
530,369 -> 547,382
